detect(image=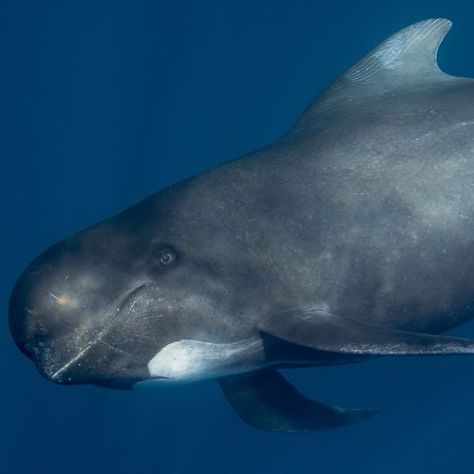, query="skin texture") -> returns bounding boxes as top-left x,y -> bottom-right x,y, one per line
9,18 -> 474,430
